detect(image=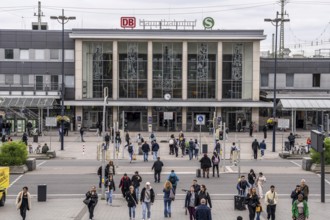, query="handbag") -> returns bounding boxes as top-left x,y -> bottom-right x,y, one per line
256,205 -> 262,212
83,198 -> 90,205
132,154 -> 137,160
169,189 -> 175,201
